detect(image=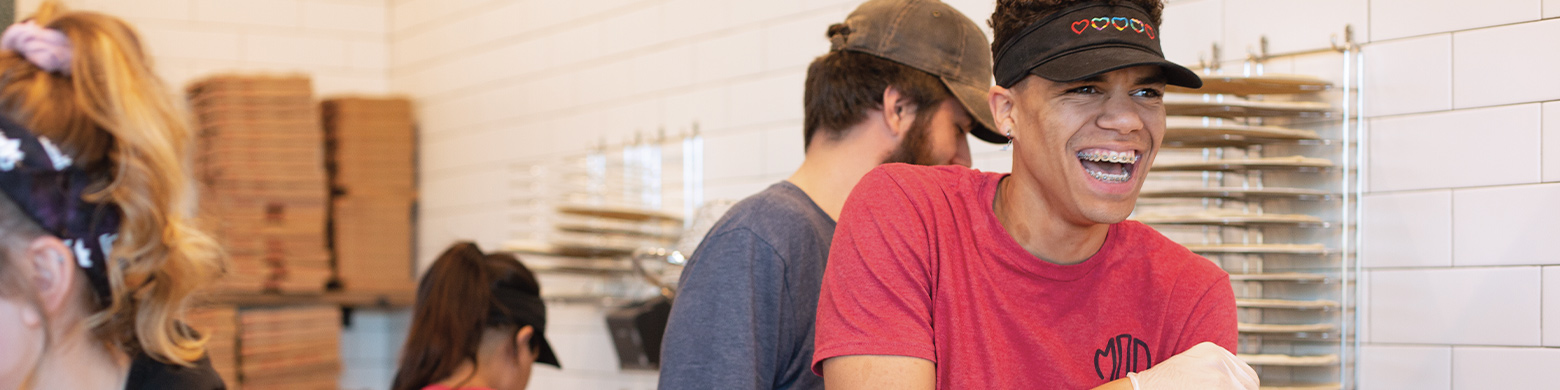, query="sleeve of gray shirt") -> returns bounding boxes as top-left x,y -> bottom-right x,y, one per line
659,228 -> 786,390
